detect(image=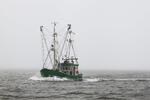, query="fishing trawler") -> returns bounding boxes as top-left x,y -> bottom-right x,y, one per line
40,22 -> 82,81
